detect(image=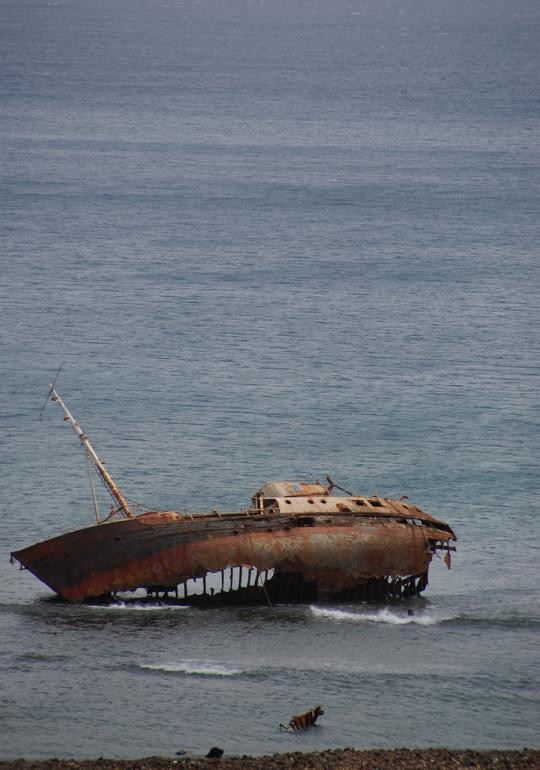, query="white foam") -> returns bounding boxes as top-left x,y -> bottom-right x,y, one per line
310,605 -> 456,626
86,602 -> 189,611
138,660 -> 242,676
